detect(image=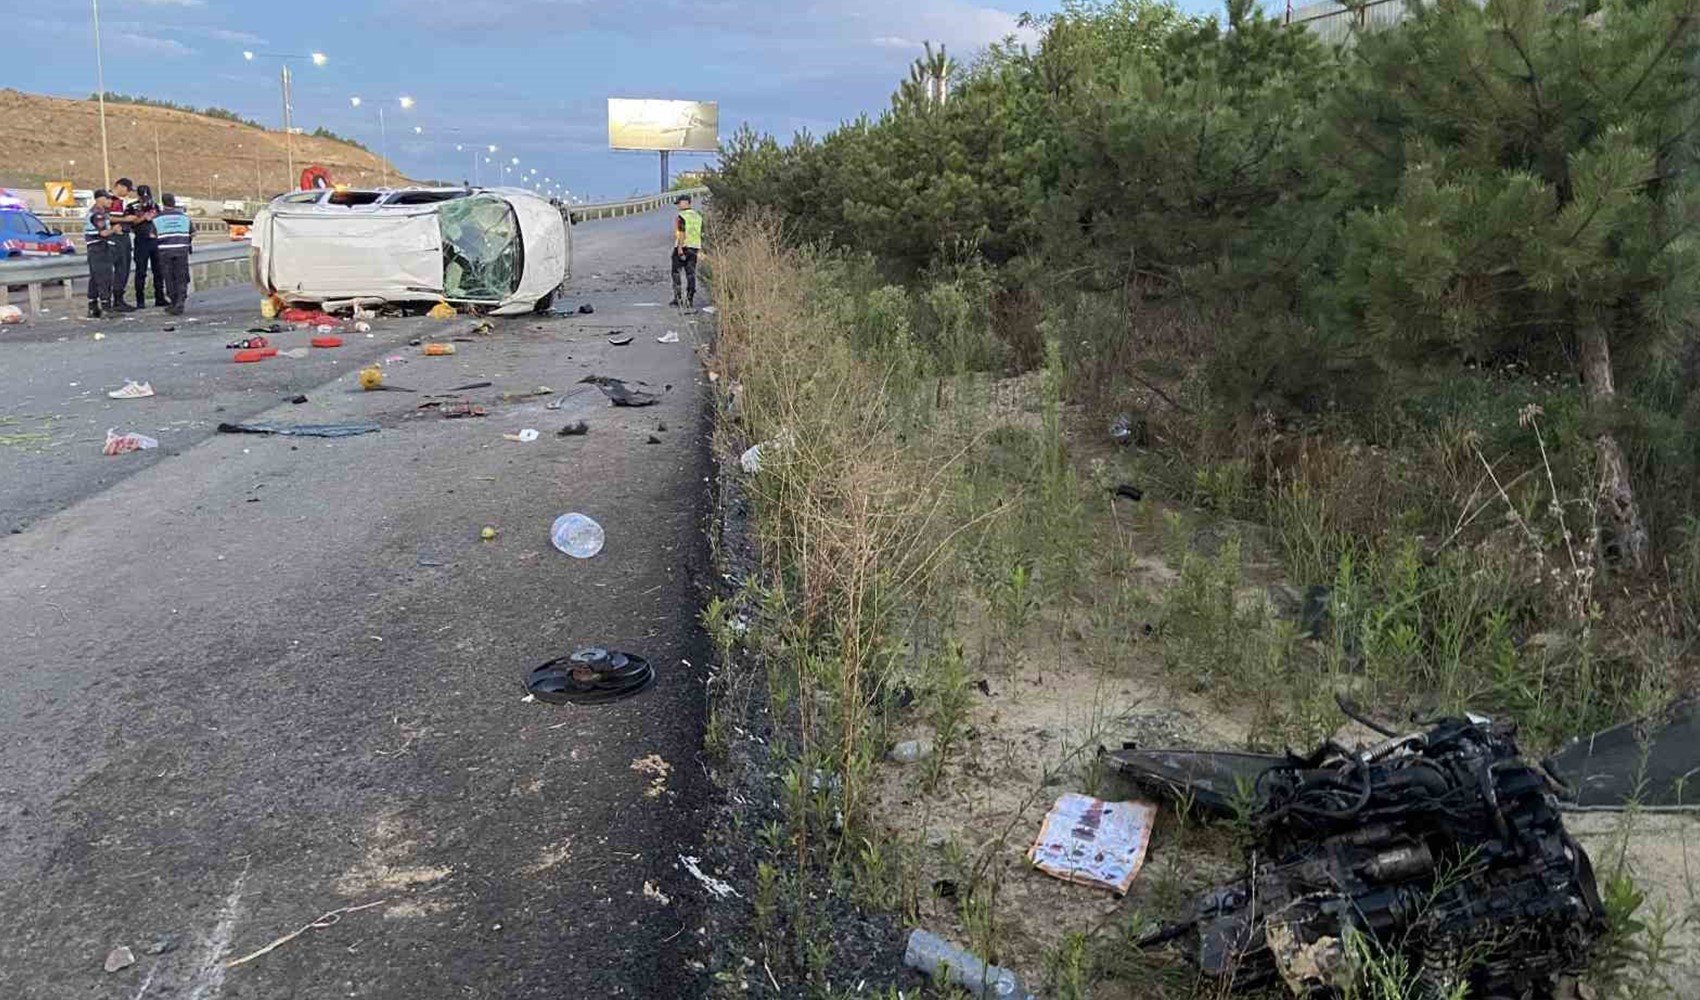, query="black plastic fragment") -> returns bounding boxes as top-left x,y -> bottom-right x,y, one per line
526,647 -> 655,705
